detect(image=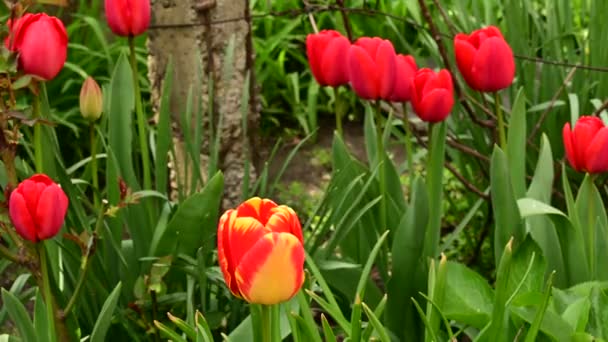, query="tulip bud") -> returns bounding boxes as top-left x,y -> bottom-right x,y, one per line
80,77 -> 103,121
306,30 -> 351,87
104,0 -> 151,37
348,37 -> 397,100
563,116 -> 608,173
217,197 -> 305,305
454,26 -> 515,92
9,174 -> 69,242
5,13 -> 68,80
411,68 -> 454,123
